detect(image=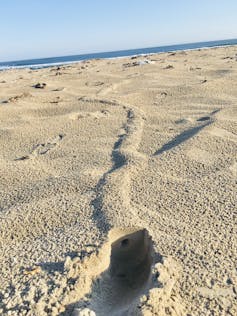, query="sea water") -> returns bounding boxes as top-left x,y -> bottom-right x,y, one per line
0,38 -> 236,71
